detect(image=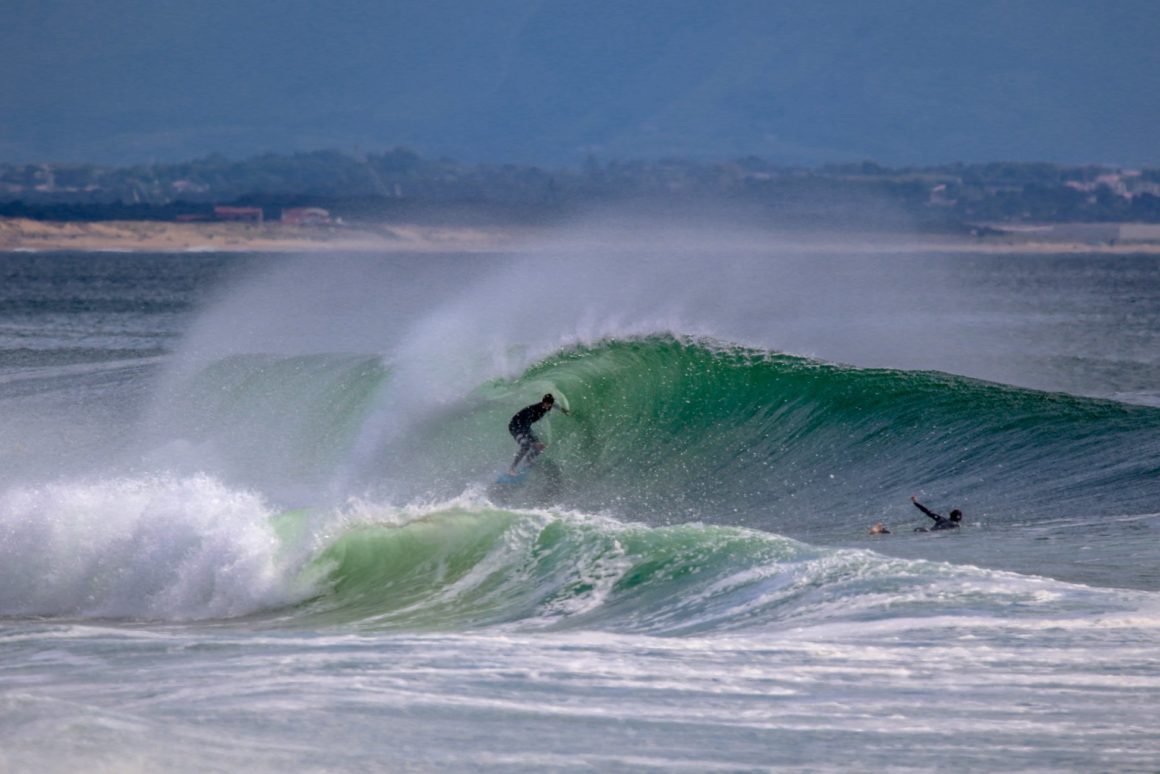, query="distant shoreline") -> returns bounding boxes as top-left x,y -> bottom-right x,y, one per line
2,216 -> 1159,255
0,217 -> 525,254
